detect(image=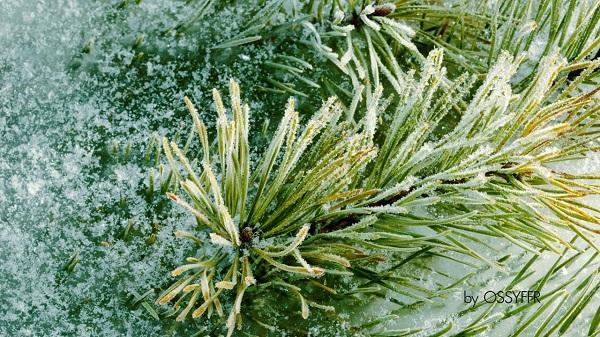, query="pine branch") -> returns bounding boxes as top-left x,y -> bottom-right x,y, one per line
96,1 -> 600,335
149,45 -> 600,335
